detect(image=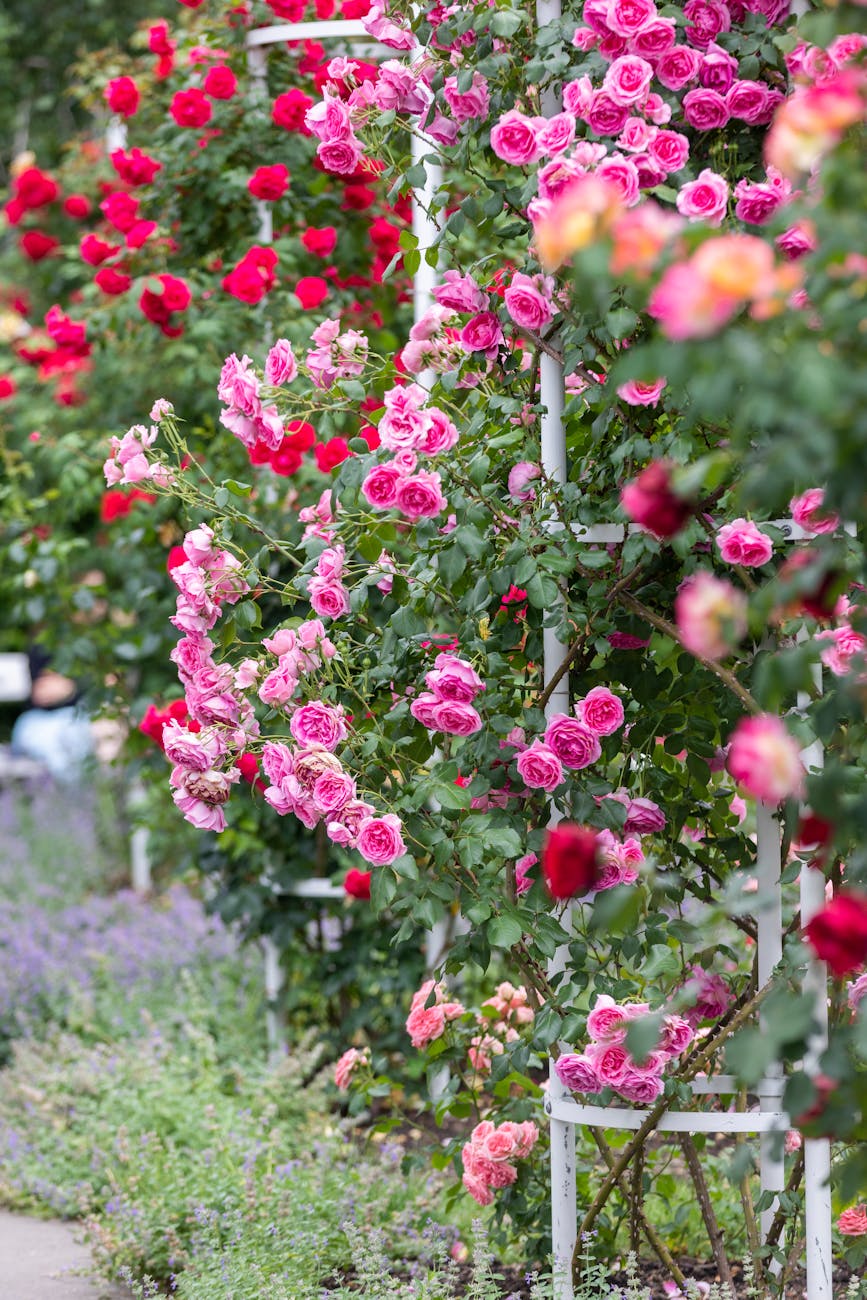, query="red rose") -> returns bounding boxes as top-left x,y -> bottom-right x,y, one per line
266,0 -> 306,16
95,267 -> 132,295
344,868 -> 372,900
341,183 -> 377,210
104,76 -> 140,118
14,167 -> 59,210
139,698 -> 191,749
284,420 -> 317,452
301,226 -> 337,257
101,191 -> 140,233
20,231 -> 59,261
100,487 -> 157,524
314,438 -> 351,472
342,0 -> 371,14
45,306 -> 87,353
126,220 -> 158,250
542,824 -> 601,900
110,147 -> 162,187
272,88 -> 314,132
804,893 -> 867,977
139,274 -> 192,334
248,164 -> 290,201
166,545 -> 187,571
270,445 -> 303,476
222,245 -> 278,304
0,376 -> 17,401
63,194 -> 91,219
295,275 -> 329,309
203,65 -> 237,99
148,20 -> 174,55
620,460 -> 692,539
80,234 -> 120,266
170,88 -> 212,128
